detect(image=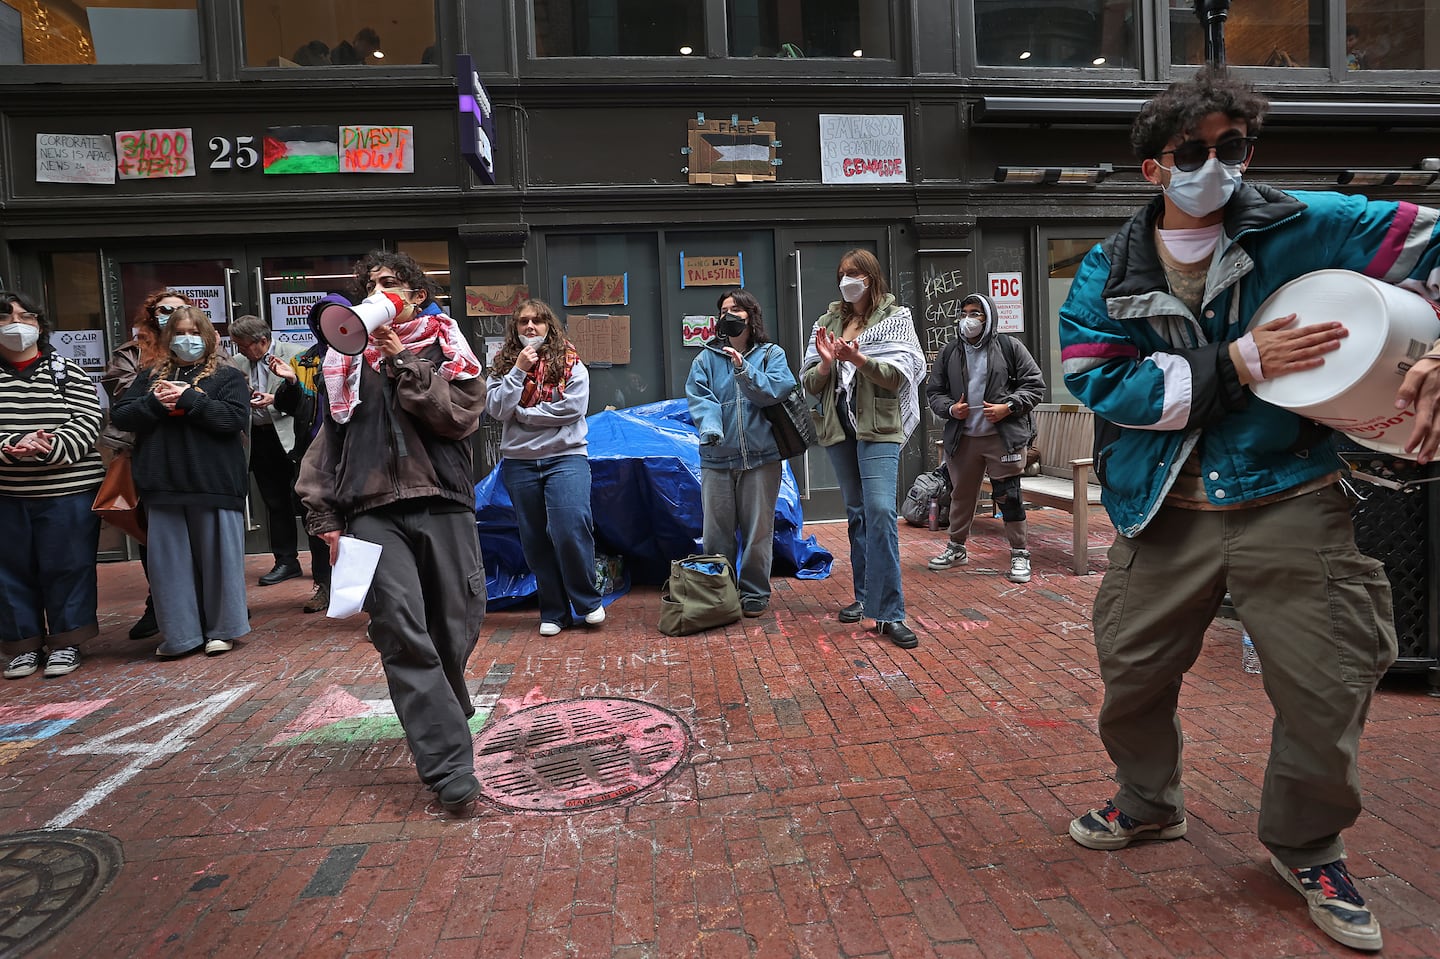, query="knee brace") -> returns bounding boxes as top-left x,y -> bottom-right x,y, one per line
993,475 -> 1025,523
